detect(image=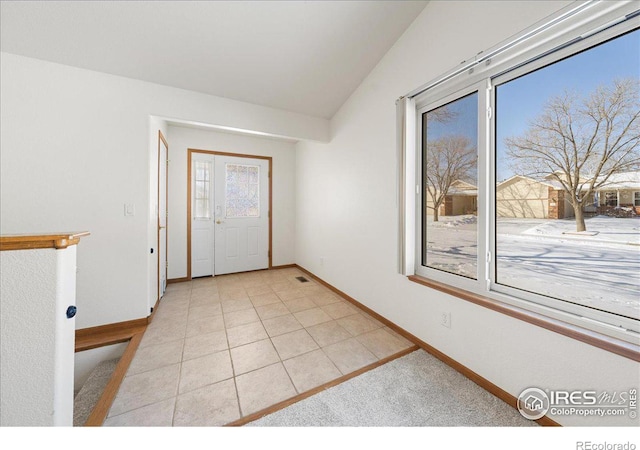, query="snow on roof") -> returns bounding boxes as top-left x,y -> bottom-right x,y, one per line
545,179 -> 565,190
497,174 -> 556,189
448,187 -> 477,196
596,171 -> 640,190
543,171 -> 565,181
446,180 -> 478,196
498,171 -> 640,191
